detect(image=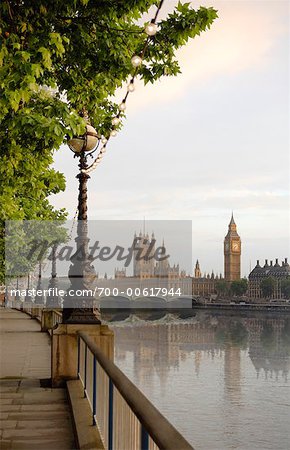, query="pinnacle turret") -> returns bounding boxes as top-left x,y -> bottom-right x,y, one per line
229,212 -> 236,229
